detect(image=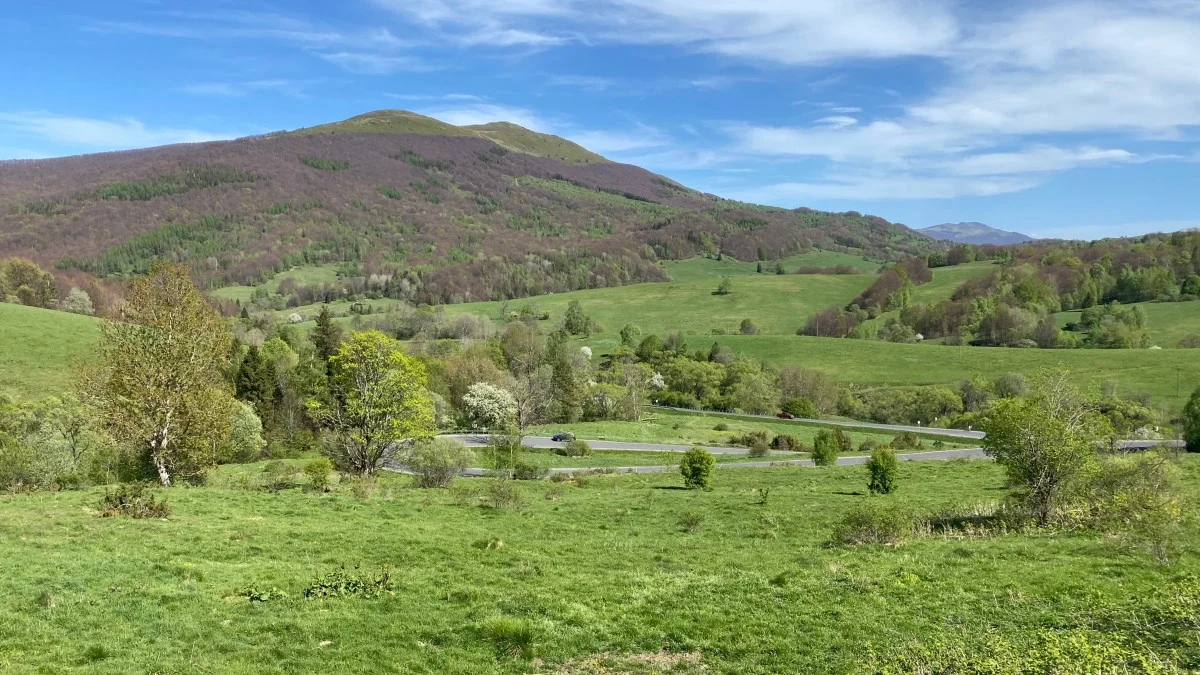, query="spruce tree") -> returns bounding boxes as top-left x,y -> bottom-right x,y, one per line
310,304 -> 344,370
